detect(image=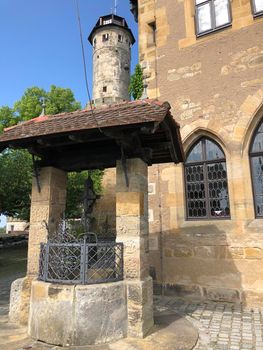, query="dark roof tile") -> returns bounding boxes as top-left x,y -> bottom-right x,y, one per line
0,100 -> 171,143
